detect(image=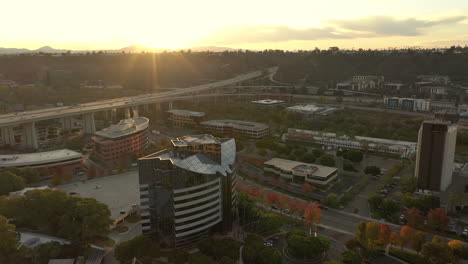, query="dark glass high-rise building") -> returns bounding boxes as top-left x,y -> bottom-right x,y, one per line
138,134 -> 238,248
